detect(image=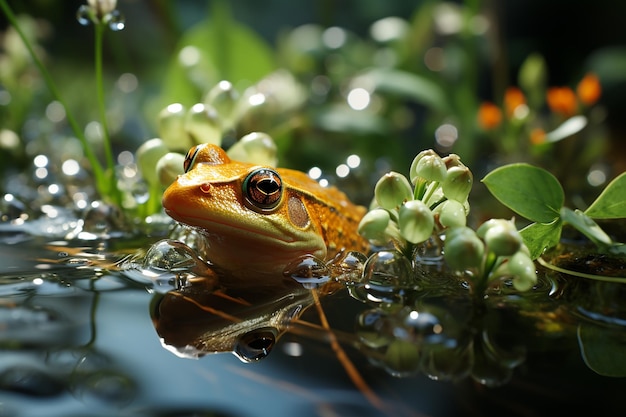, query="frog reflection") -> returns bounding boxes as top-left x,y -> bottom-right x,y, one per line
150,274 -> 314,362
